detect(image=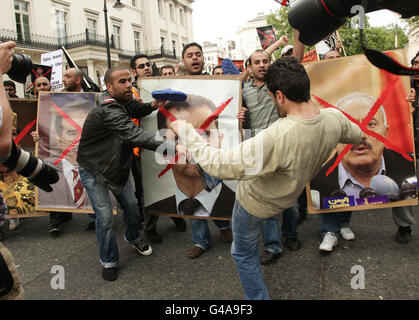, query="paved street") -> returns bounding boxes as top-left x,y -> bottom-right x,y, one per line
1,206 -> 418,300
